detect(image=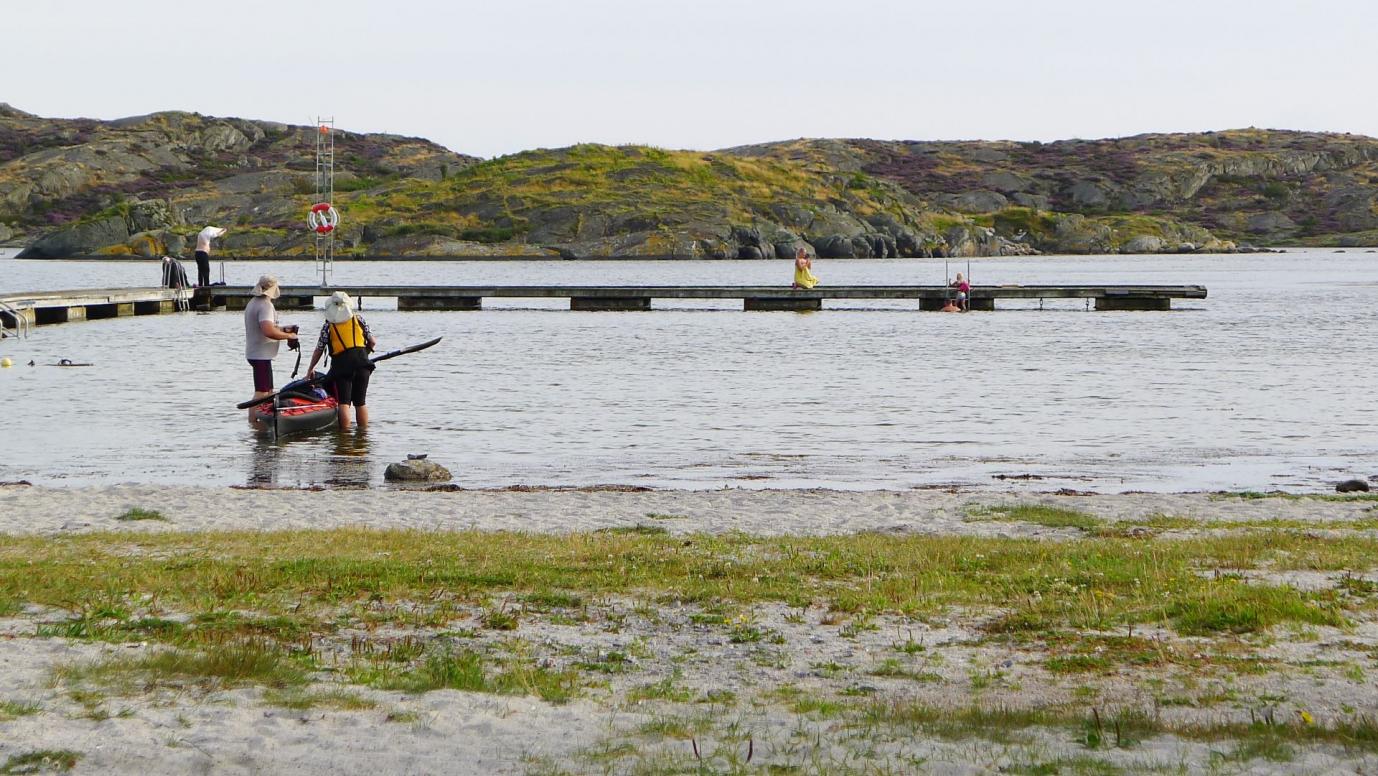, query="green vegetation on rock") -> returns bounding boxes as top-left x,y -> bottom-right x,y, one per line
3,104 -> 1375,258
